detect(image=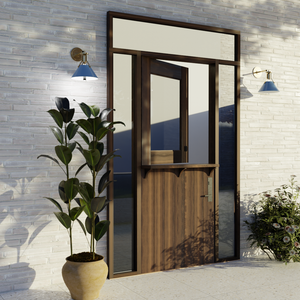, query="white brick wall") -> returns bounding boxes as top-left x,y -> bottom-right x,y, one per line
1,0 -> 300,292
